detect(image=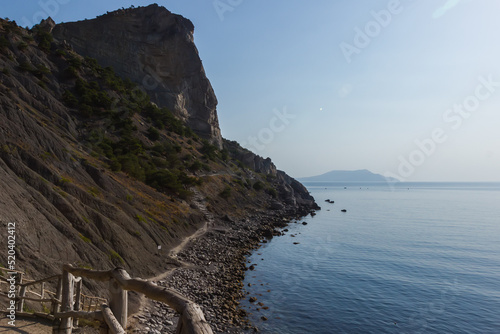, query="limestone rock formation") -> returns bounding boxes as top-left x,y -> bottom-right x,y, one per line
53,4 -> 223,147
